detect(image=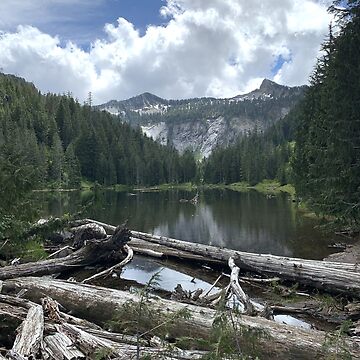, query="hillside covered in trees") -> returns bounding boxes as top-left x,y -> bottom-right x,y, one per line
202,106 -> 300,186
0,74 -> 197,190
